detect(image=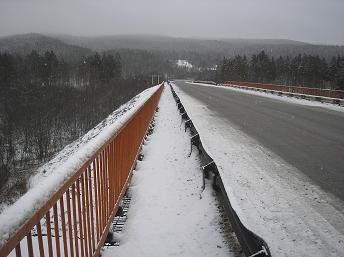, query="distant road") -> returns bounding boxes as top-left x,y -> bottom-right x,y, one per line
175,81 -> 344,201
